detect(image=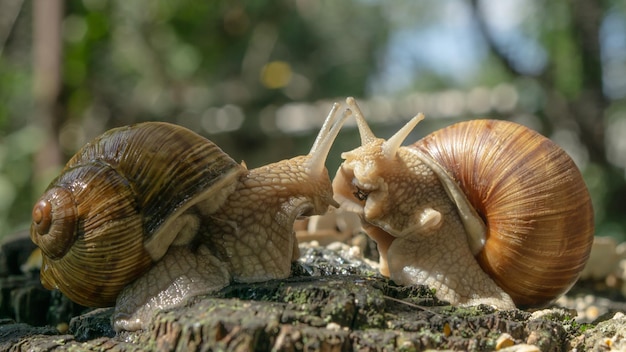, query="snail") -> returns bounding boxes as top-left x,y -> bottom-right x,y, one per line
332,97 -> 594,309
30,102 -> 349,331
